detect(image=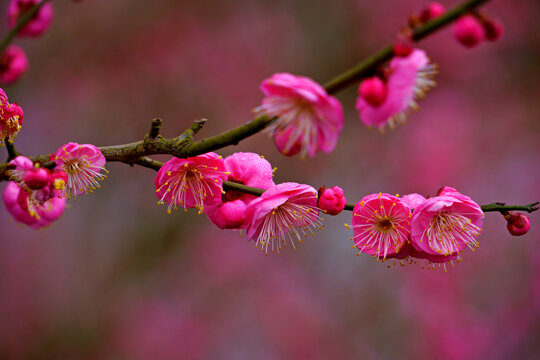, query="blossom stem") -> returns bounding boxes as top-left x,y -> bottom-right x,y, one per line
0,0 -> 49,54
